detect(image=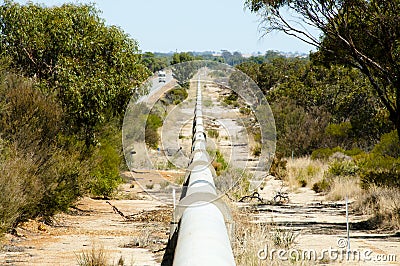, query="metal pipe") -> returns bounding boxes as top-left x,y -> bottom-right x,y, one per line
172,78 -> 235,266
173,202 -> 235,266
